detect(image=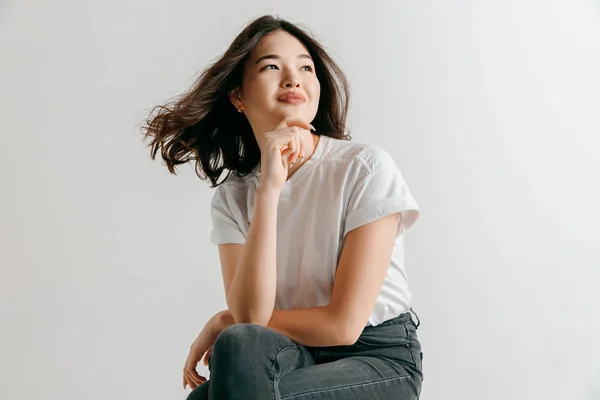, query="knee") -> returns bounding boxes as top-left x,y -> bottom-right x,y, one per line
185,381 -> 209,400
217,323 -> 270,341
212,323 -> 271,356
